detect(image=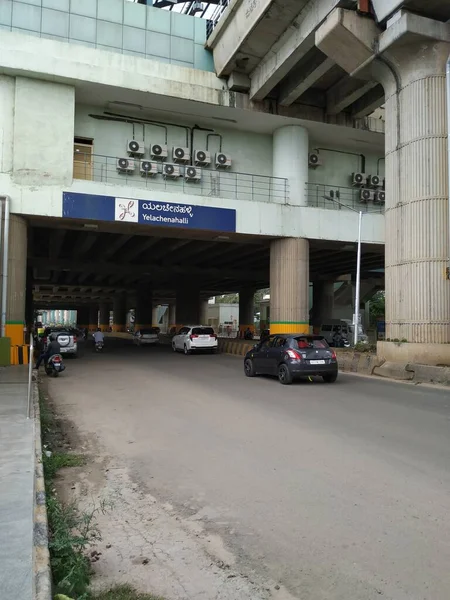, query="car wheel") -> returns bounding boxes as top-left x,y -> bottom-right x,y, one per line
278,364 -> 292,385
323,372 -> 338,383
244,358 -> 256,377
184,344 -> 190,355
